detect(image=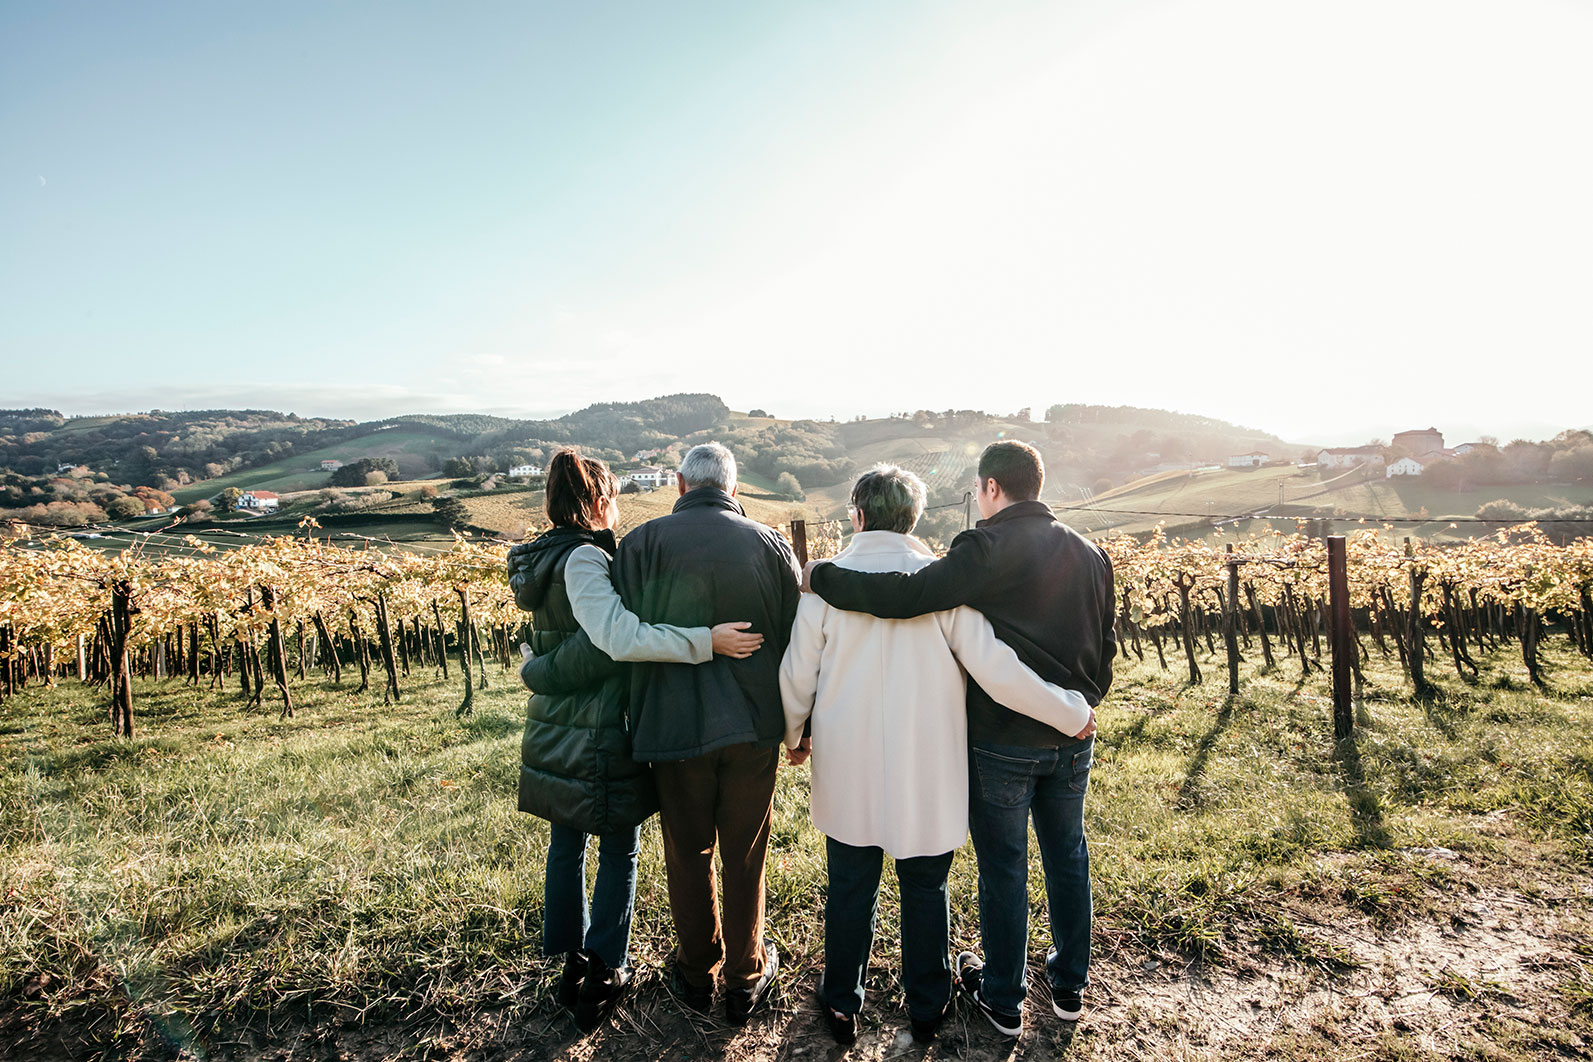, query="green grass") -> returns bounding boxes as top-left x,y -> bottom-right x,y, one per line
2,639 -> 1591,1057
